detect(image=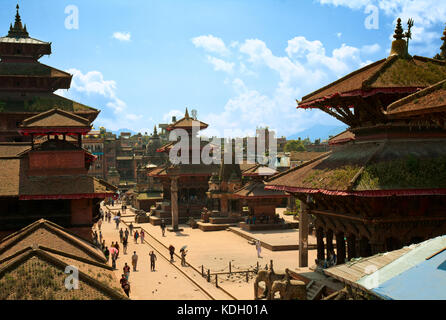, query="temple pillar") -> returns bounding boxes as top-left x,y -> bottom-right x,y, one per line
359,237 -> 372,257
316,227 -> 325,262
335,232 -> 346,265
347,234 -> 357,261
326,229 -> 334,259
299,201 -> 309,267
287,195 -> 296,212
168,176 -> 181,232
